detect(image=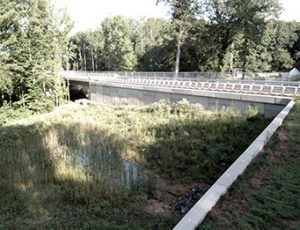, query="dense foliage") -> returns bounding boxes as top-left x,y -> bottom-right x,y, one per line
157,0 -> 199,76
0,0 -> 72,111
69,1 -> 300,73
